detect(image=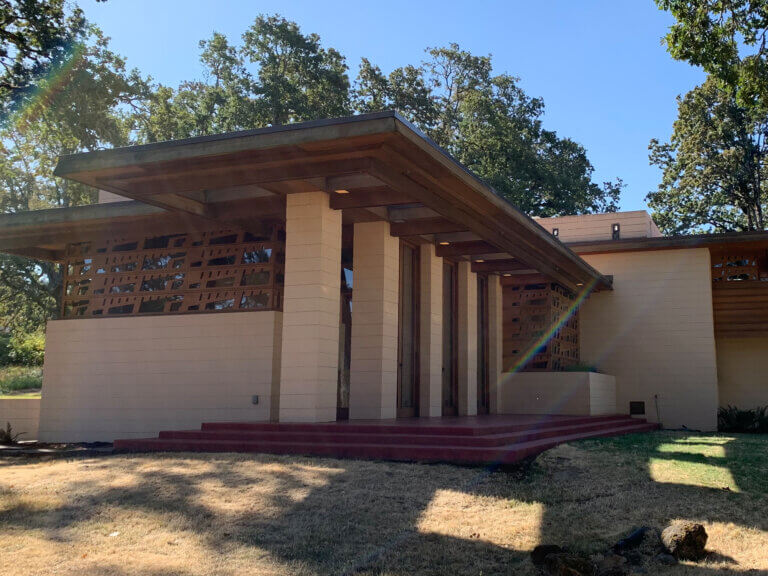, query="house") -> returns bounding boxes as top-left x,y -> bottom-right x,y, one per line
0,112 -> 765,454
